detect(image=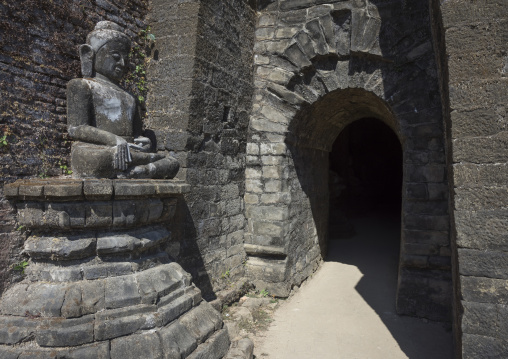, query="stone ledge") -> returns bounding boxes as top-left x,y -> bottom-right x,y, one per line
5,178 -> 190,201
244,243 -> 286,258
